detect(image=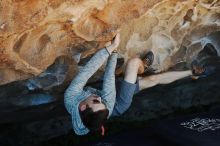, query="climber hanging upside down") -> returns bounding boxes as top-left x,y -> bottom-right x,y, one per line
64,33 -> 192,135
